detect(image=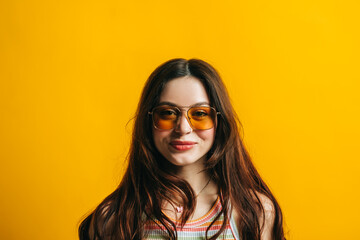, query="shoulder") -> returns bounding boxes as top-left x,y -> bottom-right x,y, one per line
231,191 -> 275,240
231,191 -> 275,220
254,191 -> 276,240
256,192 -> 275,220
